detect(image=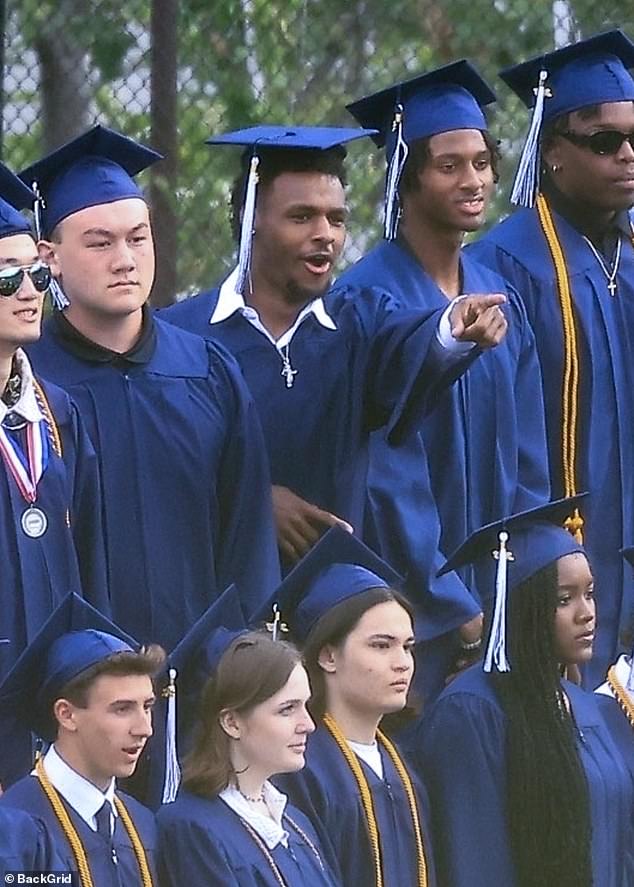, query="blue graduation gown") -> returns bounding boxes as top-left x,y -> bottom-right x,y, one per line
470,208 -> 634,683
0,776 -> 157,886
277,724 -> 437,887
27,315 -> 280,649
156,790 -> 340,886
412,666 -> 634,887
340,240 -> 550,611
0,805 -> 63,872
162,283 -> 477,563
1,379 -> 108,678
594,693 -> 634,780
0,379 -> 109,790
